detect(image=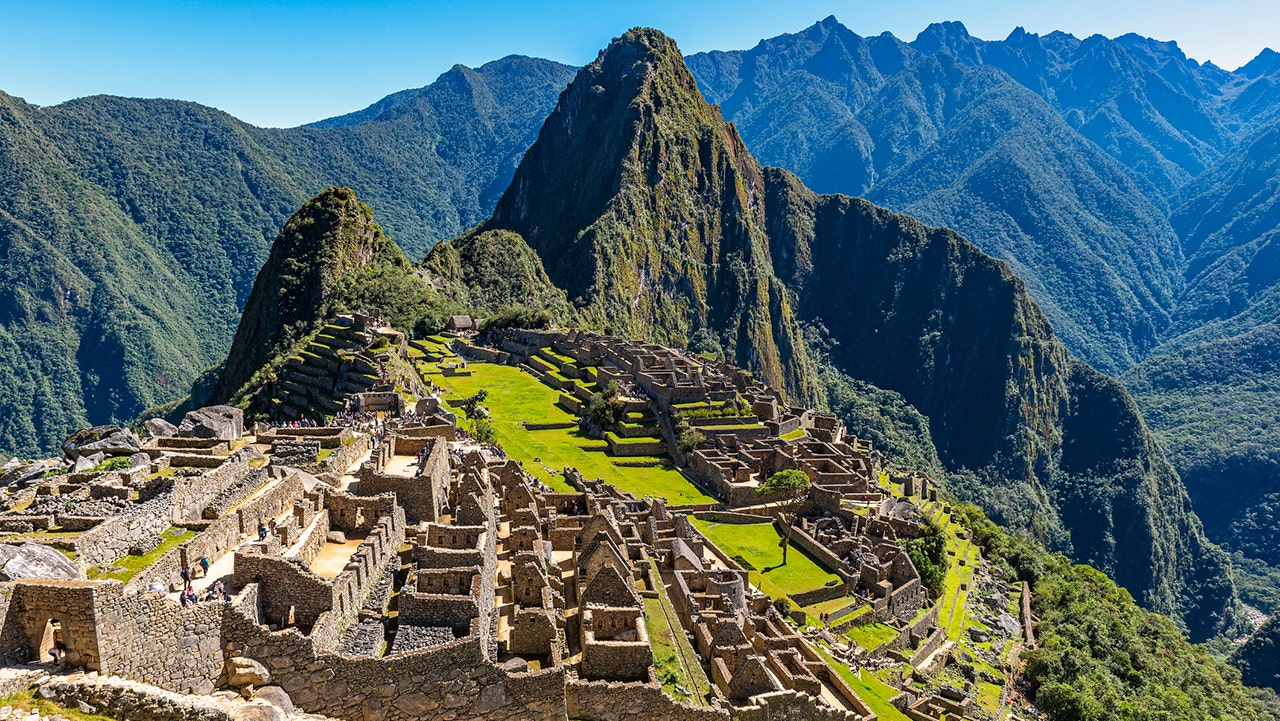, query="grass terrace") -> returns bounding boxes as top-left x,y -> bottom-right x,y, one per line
88,527 -> 196,583
422,360 -> 715,504
844,622 -> 899,651
644,560 -> 713,704
814,646 -> 910,721
0,689 -> 118,721
690,517 -> 839,601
